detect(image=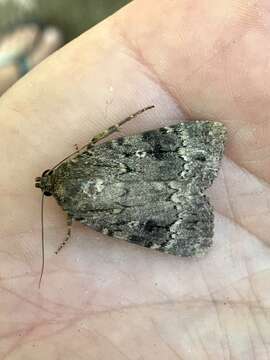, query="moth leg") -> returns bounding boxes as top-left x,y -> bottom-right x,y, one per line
55,215 -> 73,254
88,105 -> 154,146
